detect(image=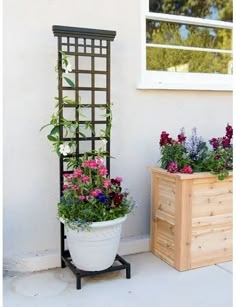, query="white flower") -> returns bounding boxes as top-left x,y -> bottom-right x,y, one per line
62,62 -> 72,74
59,144 -> 71,156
